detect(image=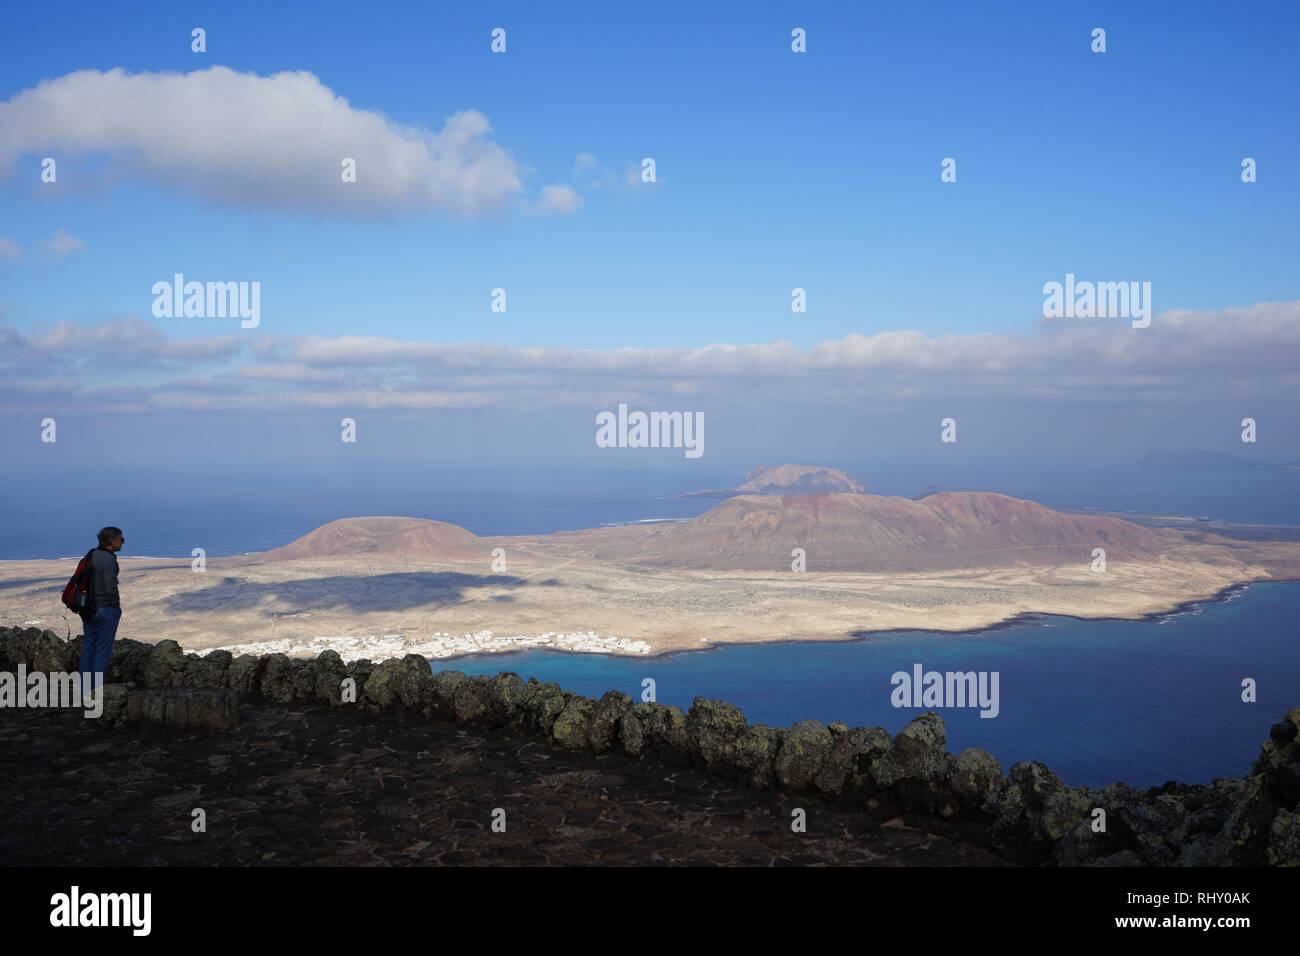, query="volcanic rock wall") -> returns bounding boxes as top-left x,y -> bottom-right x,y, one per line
1,624 -> 1296,866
